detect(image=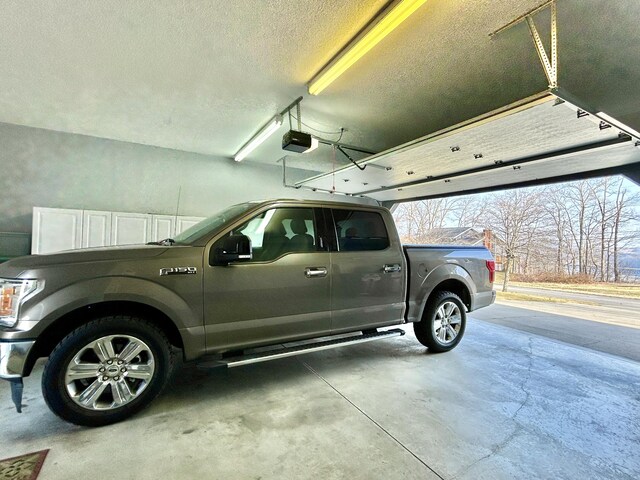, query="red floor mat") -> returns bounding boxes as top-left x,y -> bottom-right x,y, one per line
0,450 -> 49,480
